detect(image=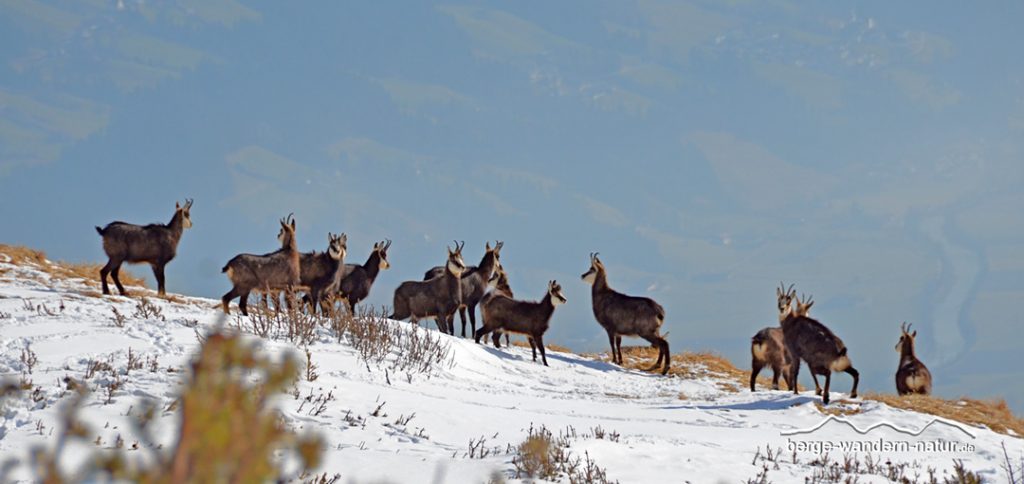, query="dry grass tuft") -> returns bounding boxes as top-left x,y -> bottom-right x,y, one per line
864,392 -> 1024,437
0,244 -> 146,289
